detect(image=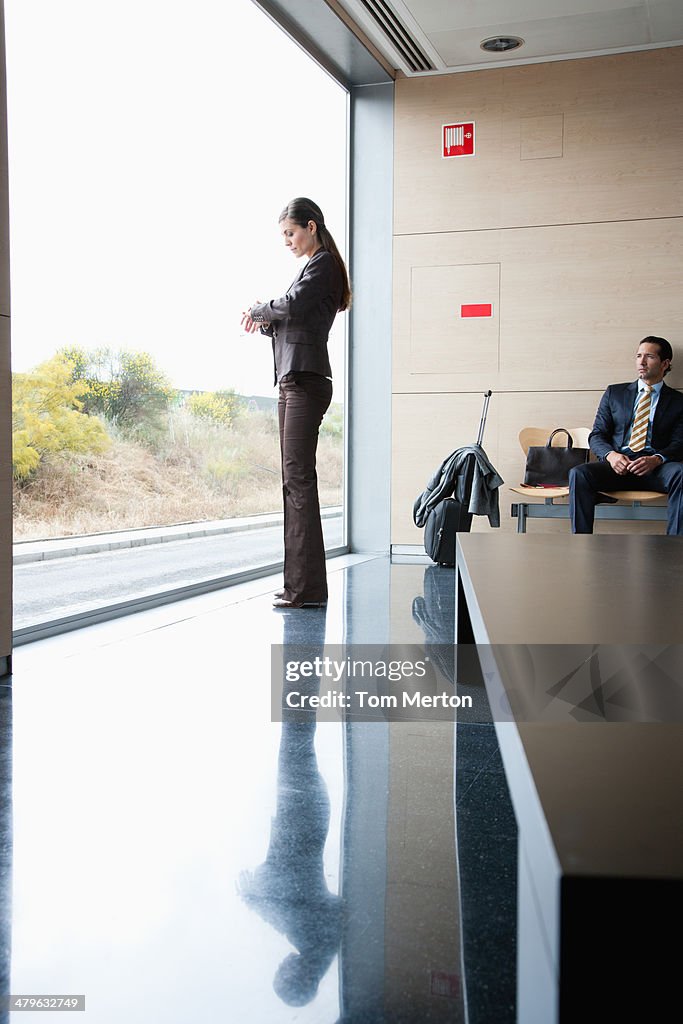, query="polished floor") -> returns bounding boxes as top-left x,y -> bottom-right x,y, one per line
3,556 -> 516,1024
